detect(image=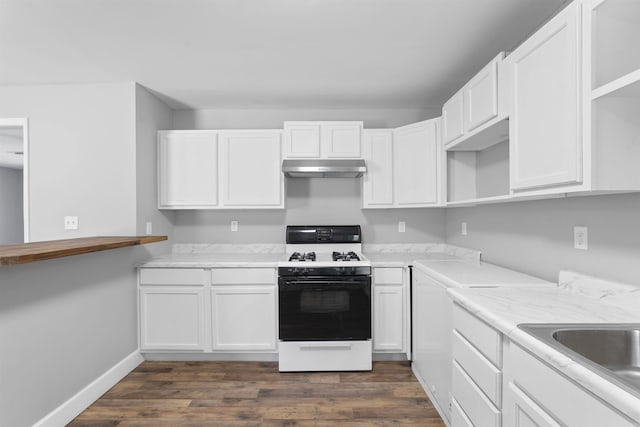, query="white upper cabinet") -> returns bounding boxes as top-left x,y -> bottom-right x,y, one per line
362,129 -> 394,208
158,131 -> 218,209
158,130 -> 284,210
393,118 -> 442,207
508,1 -> 582,191
442,90 -> 464,144
219,131 -> 284,208
464,56 -> 500,132
284,121 -> 362,158
443,52 -> 506,149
